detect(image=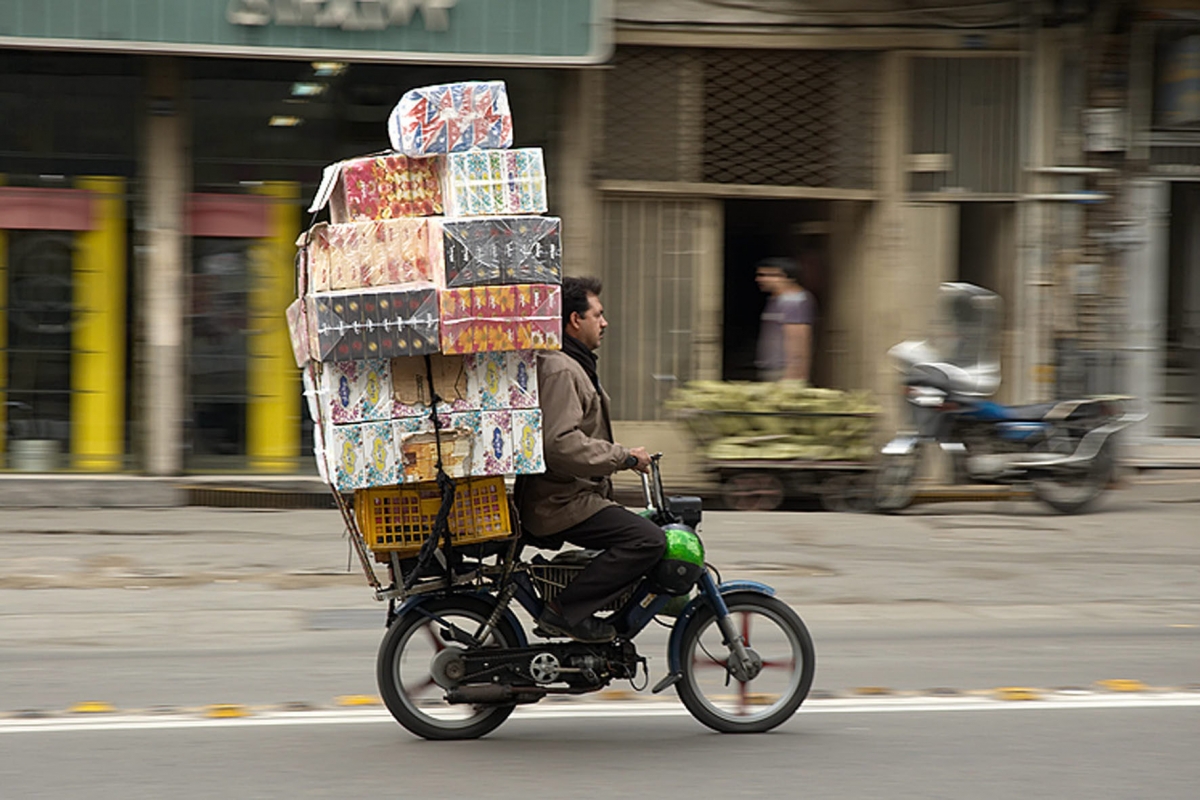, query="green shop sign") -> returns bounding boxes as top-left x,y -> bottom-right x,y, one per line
0,0 -> 611,64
